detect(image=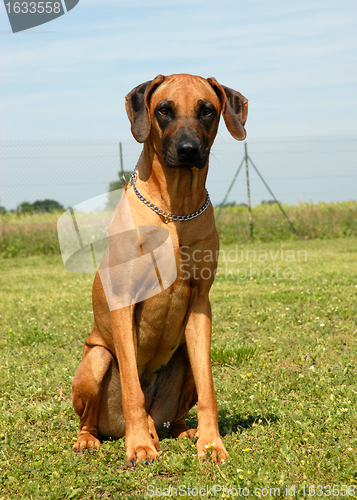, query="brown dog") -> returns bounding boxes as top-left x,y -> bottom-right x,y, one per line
71,74 -> 248,465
